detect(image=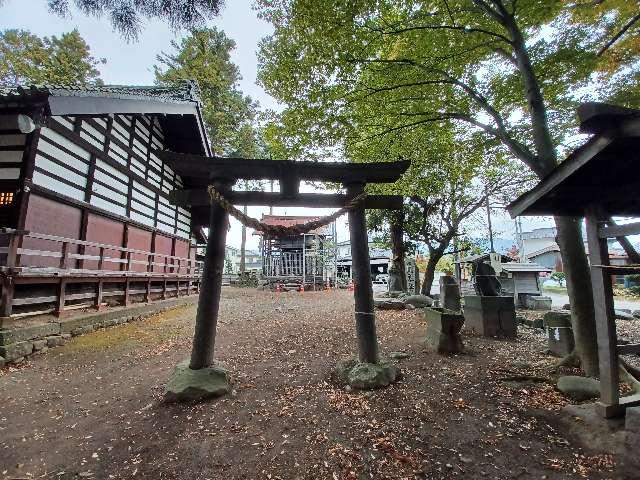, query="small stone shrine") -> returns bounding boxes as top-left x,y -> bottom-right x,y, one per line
463,261 -> 517,338
544,310 -> 575,357
424,275 -> 464,354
